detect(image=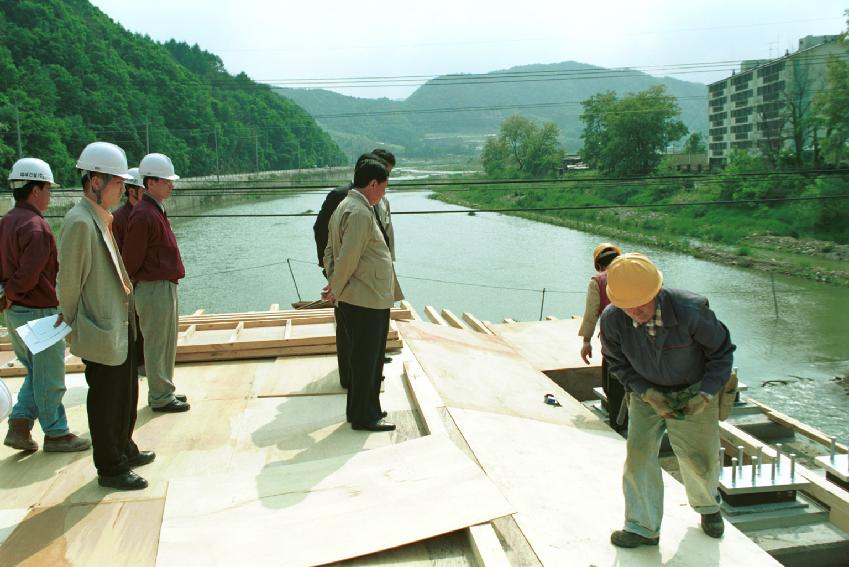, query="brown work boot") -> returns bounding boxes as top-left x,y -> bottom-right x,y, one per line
43,433 -> 91,453
4,418 -> 38,452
